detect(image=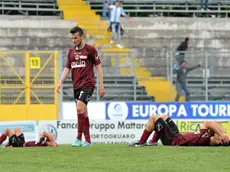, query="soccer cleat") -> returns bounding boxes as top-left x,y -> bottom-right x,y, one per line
128,140 -> 146,147
146,140 -> 158,146
72,139 -> 83,147
82,141 -> 92,147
